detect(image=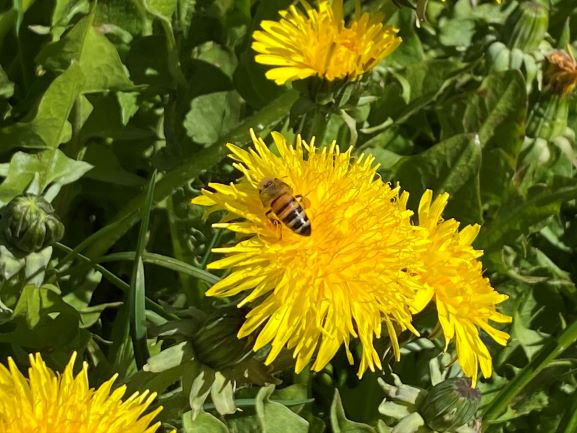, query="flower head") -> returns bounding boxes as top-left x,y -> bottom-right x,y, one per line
0,352 -> 172,433
193,130 -> 428,377
411,191 -> 511,386
252,0 -> 402,85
